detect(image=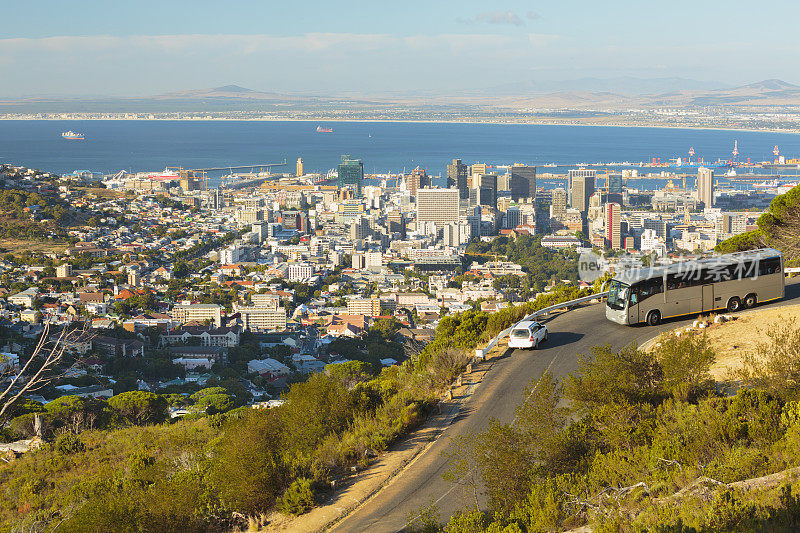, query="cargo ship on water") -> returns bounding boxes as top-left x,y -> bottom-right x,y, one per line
316,125 -> 333,133
61,130 -> 84,140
